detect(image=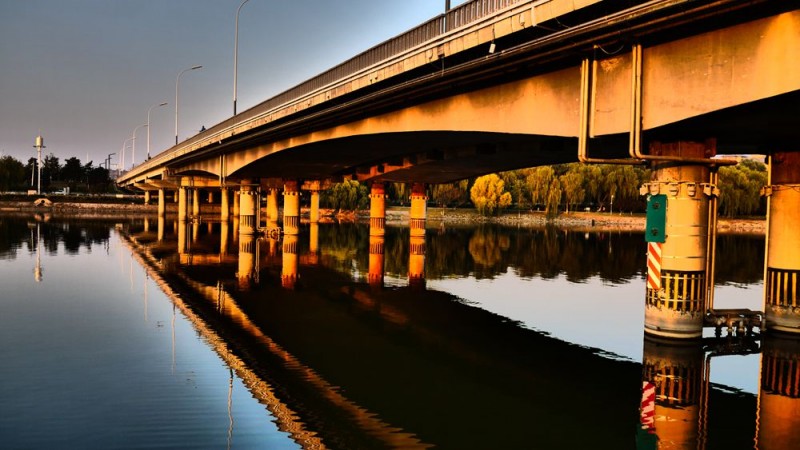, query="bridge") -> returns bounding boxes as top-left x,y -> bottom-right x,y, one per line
117,0 -> 800,339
